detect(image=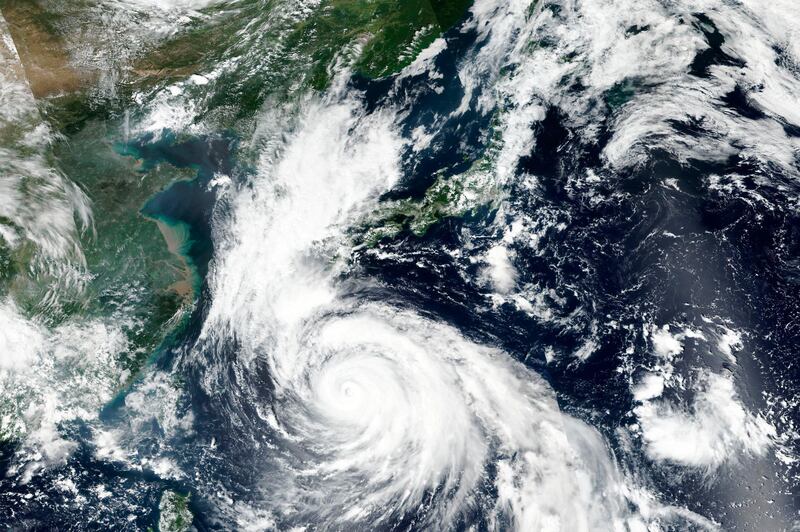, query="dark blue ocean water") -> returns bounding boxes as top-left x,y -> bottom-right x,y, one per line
1,8 -> 798,531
